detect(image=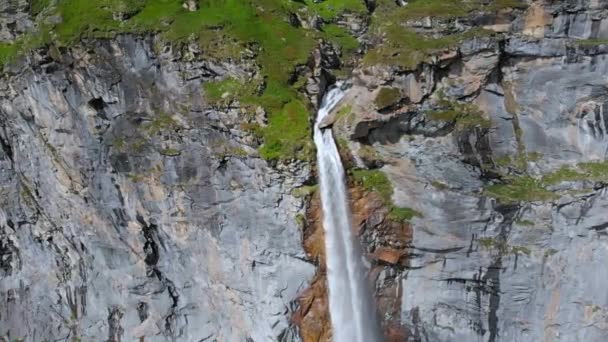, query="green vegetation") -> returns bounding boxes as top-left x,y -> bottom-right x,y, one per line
363,25 -> 468,70
494,152 -> 543,172
364,0 -> 523,70
485,176 -> 556,203
485,161 -> 608,203
388,207 -> 422,223
292,185 -> 319,198
3,0 -> 366,161
304,0 -> 368,20
351,169 -> 422,223
259,100 -> 314,160
515,219 -> 534,227
352,169 -> 394,203
322,24 -> 360,54
295,213 -> 306,228
145,112 -> 178,136
375,0 -> 526,20
357,144 -> 382,165
203,77 -> 259,106
427,97 -> 491,131
478,237 -> 531,255
374,87 -> 402,110
544,248 -> 558,258
576,38 -> 608,47
0,42 -> 21,66
431,180 -> 449,190
159,148 -> 181,156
